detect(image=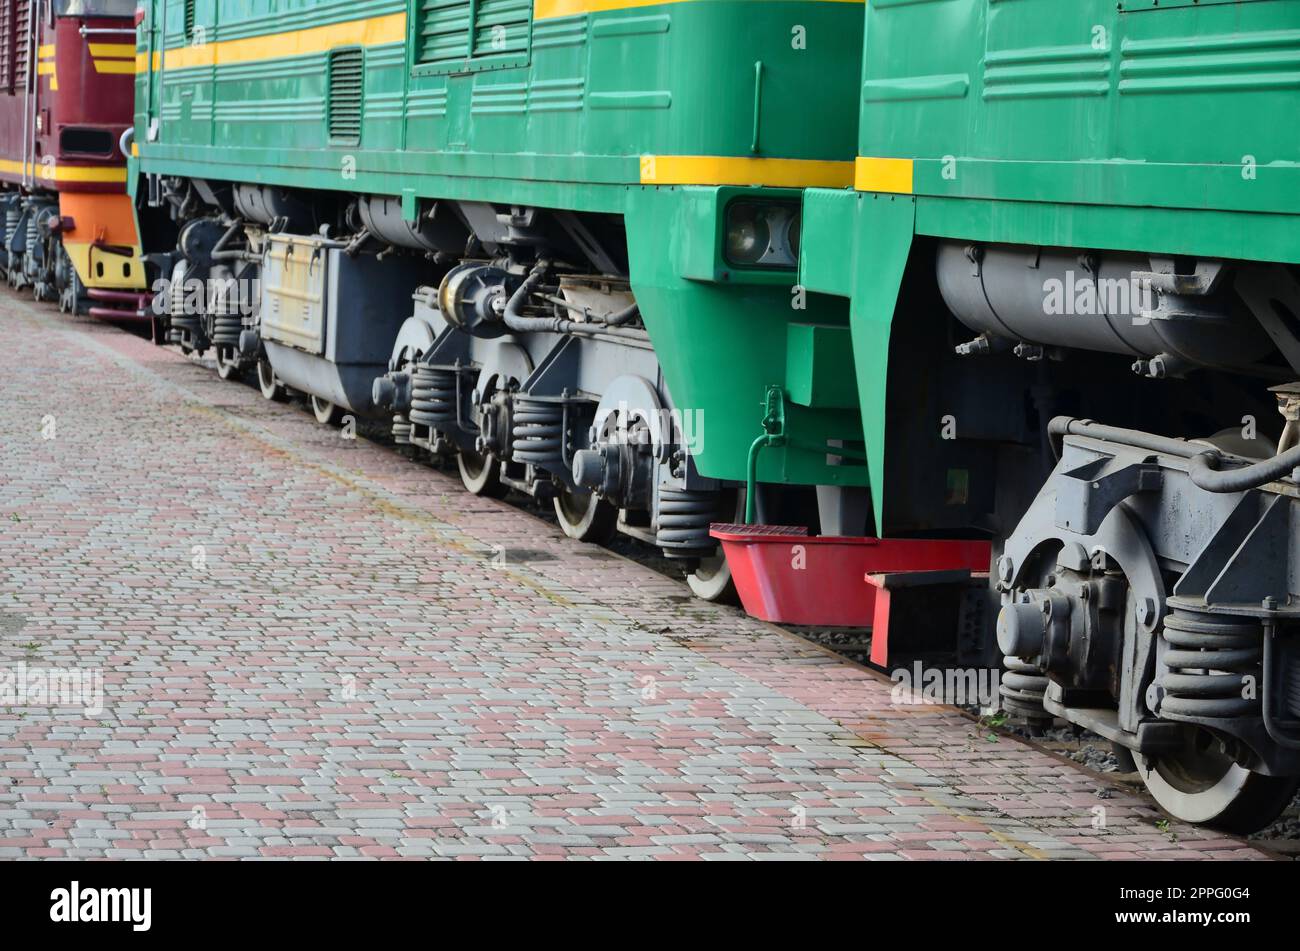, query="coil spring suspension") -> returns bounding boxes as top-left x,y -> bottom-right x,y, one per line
655,488 -> 717,558
210,314 -> 243,347
1157,609 -> 1262,719
1283,644 -> 1300,719
391,414 -> 412,446
999,656 -> 1050,722
409,365 -> 463,430
512,397 -> 565,467
210,279 -> 243,347
1,207 -> 15,264
166,268 -> 203,343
